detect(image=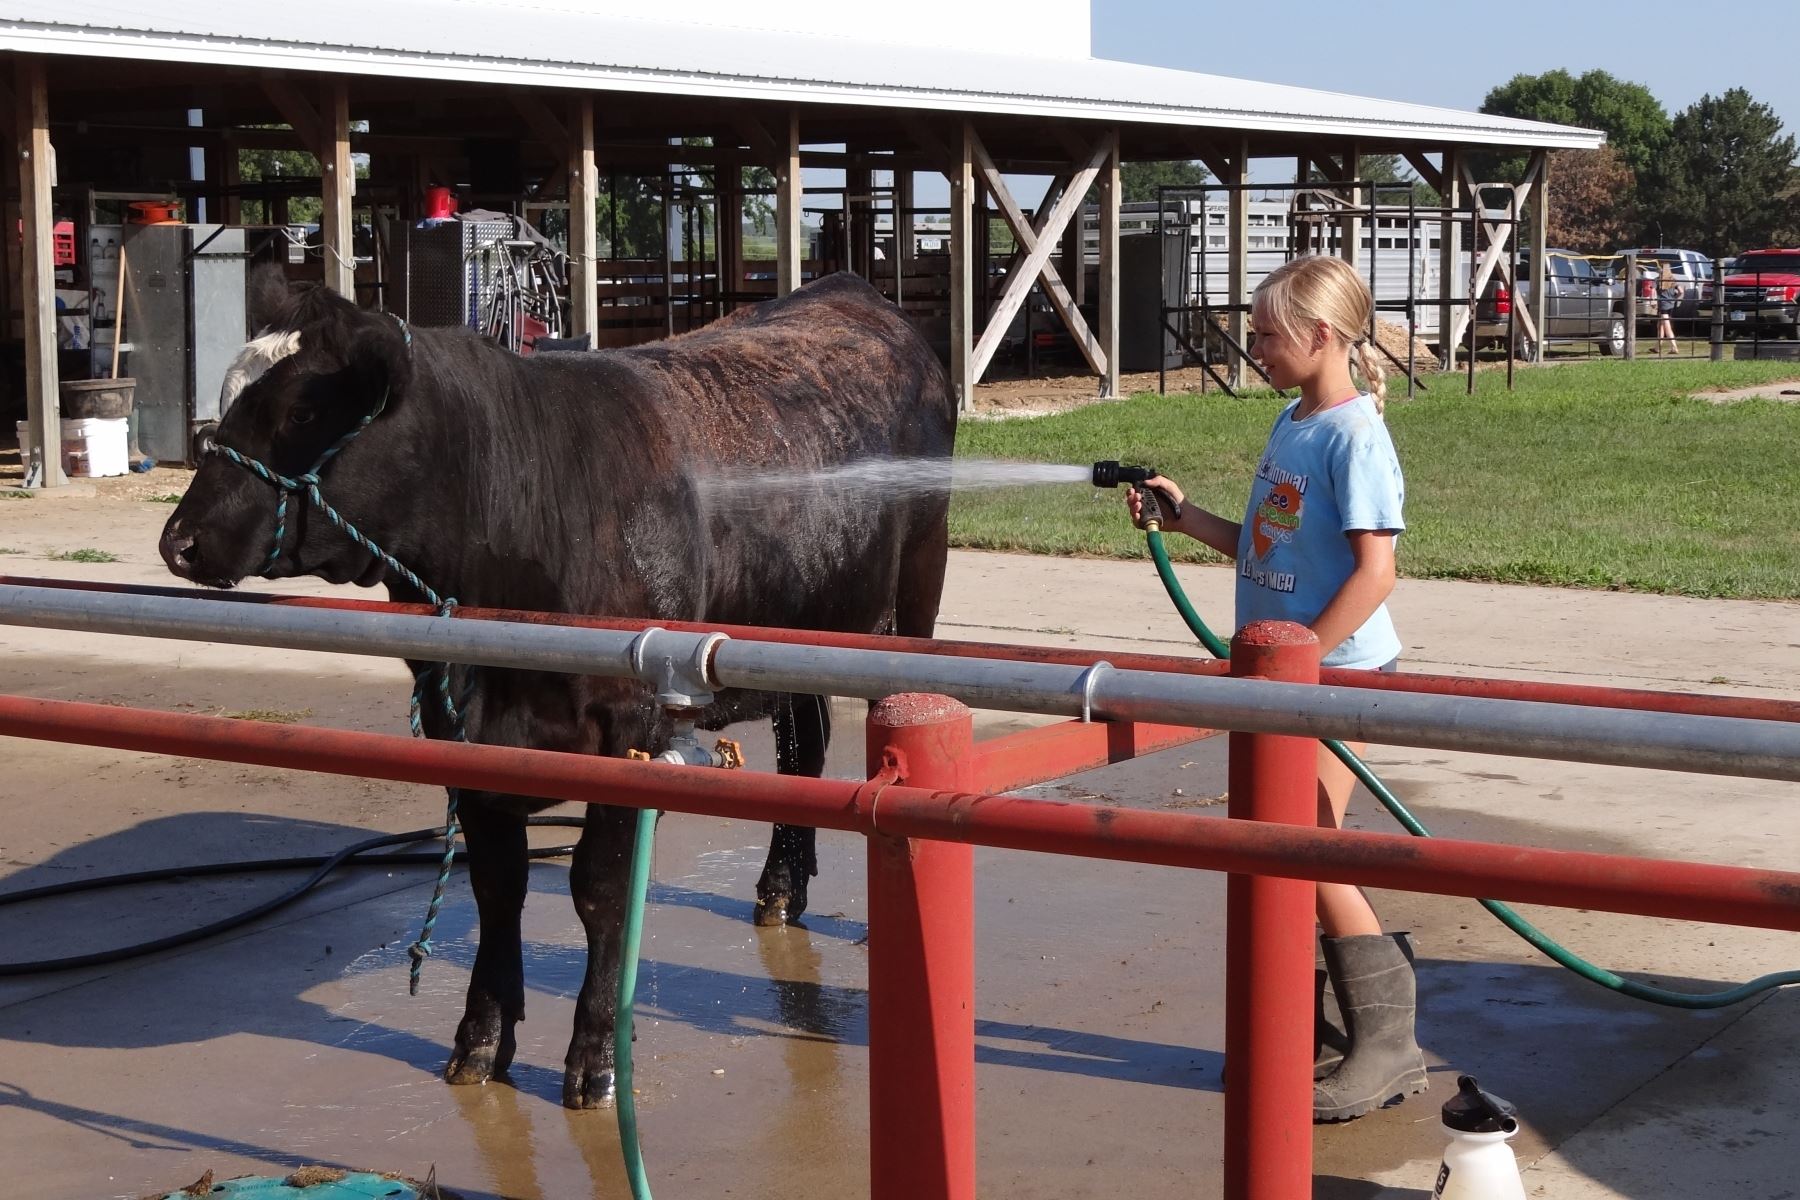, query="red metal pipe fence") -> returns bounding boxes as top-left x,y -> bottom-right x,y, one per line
5,586 -> 1800,1198
1225,624 -> 1321,1199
